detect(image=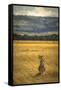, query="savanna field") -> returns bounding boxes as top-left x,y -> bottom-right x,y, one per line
13,41 -> 59,85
